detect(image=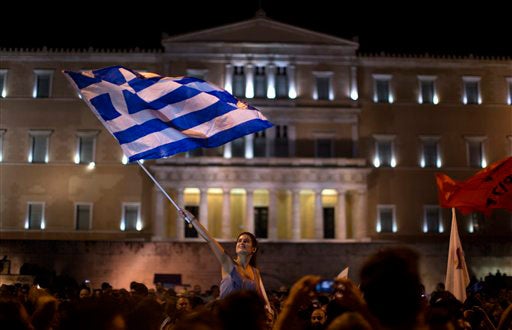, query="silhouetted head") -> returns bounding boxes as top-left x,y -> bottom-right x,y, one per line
360,246 -> 423,328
